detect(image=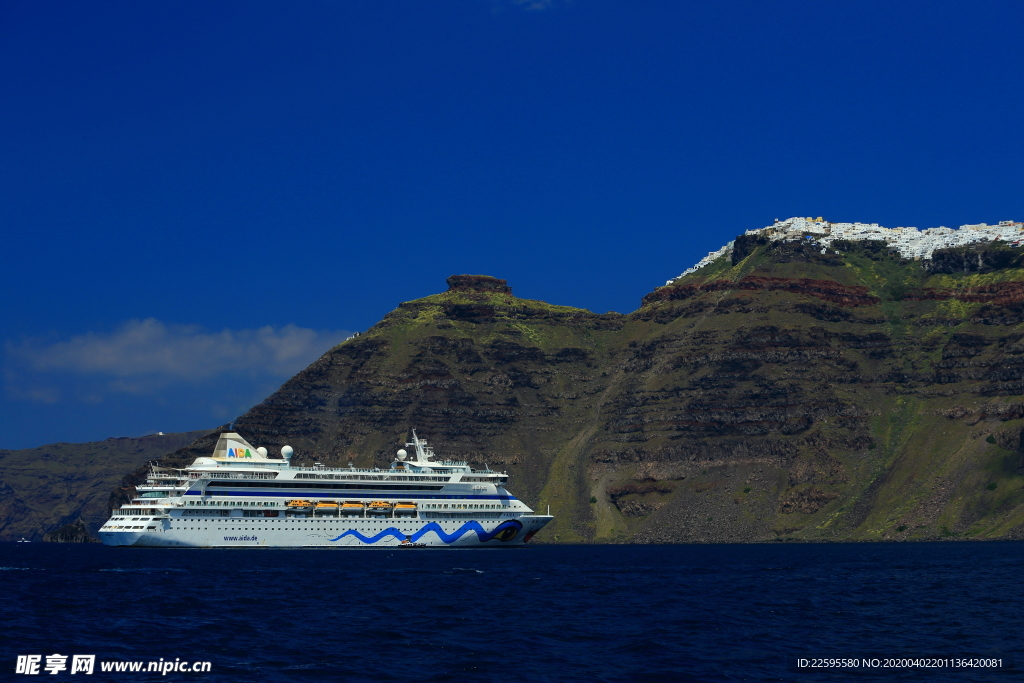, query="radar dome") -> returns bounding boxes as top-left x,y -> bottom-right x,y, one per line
281,445 -> 294,459
256,447 -> 268,457
397,449 -> 408,461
